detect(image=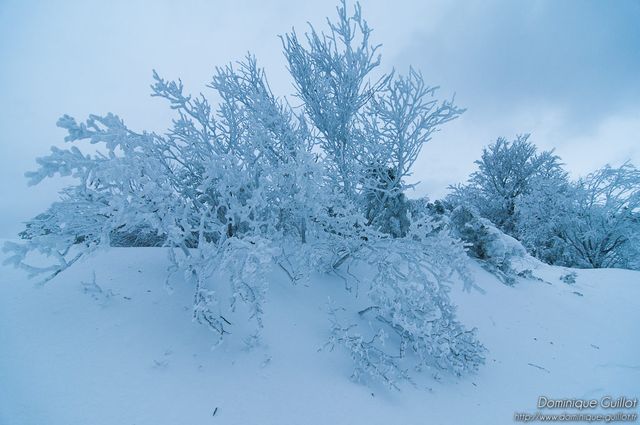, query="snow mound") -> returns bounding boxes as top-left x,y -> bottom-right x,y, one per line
1,246 -> 638,425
